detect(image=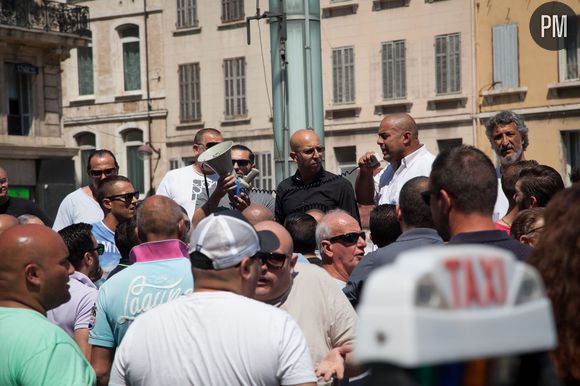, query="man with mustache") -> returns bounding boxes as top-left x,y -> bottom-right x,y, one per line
485,110 -> 530,221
